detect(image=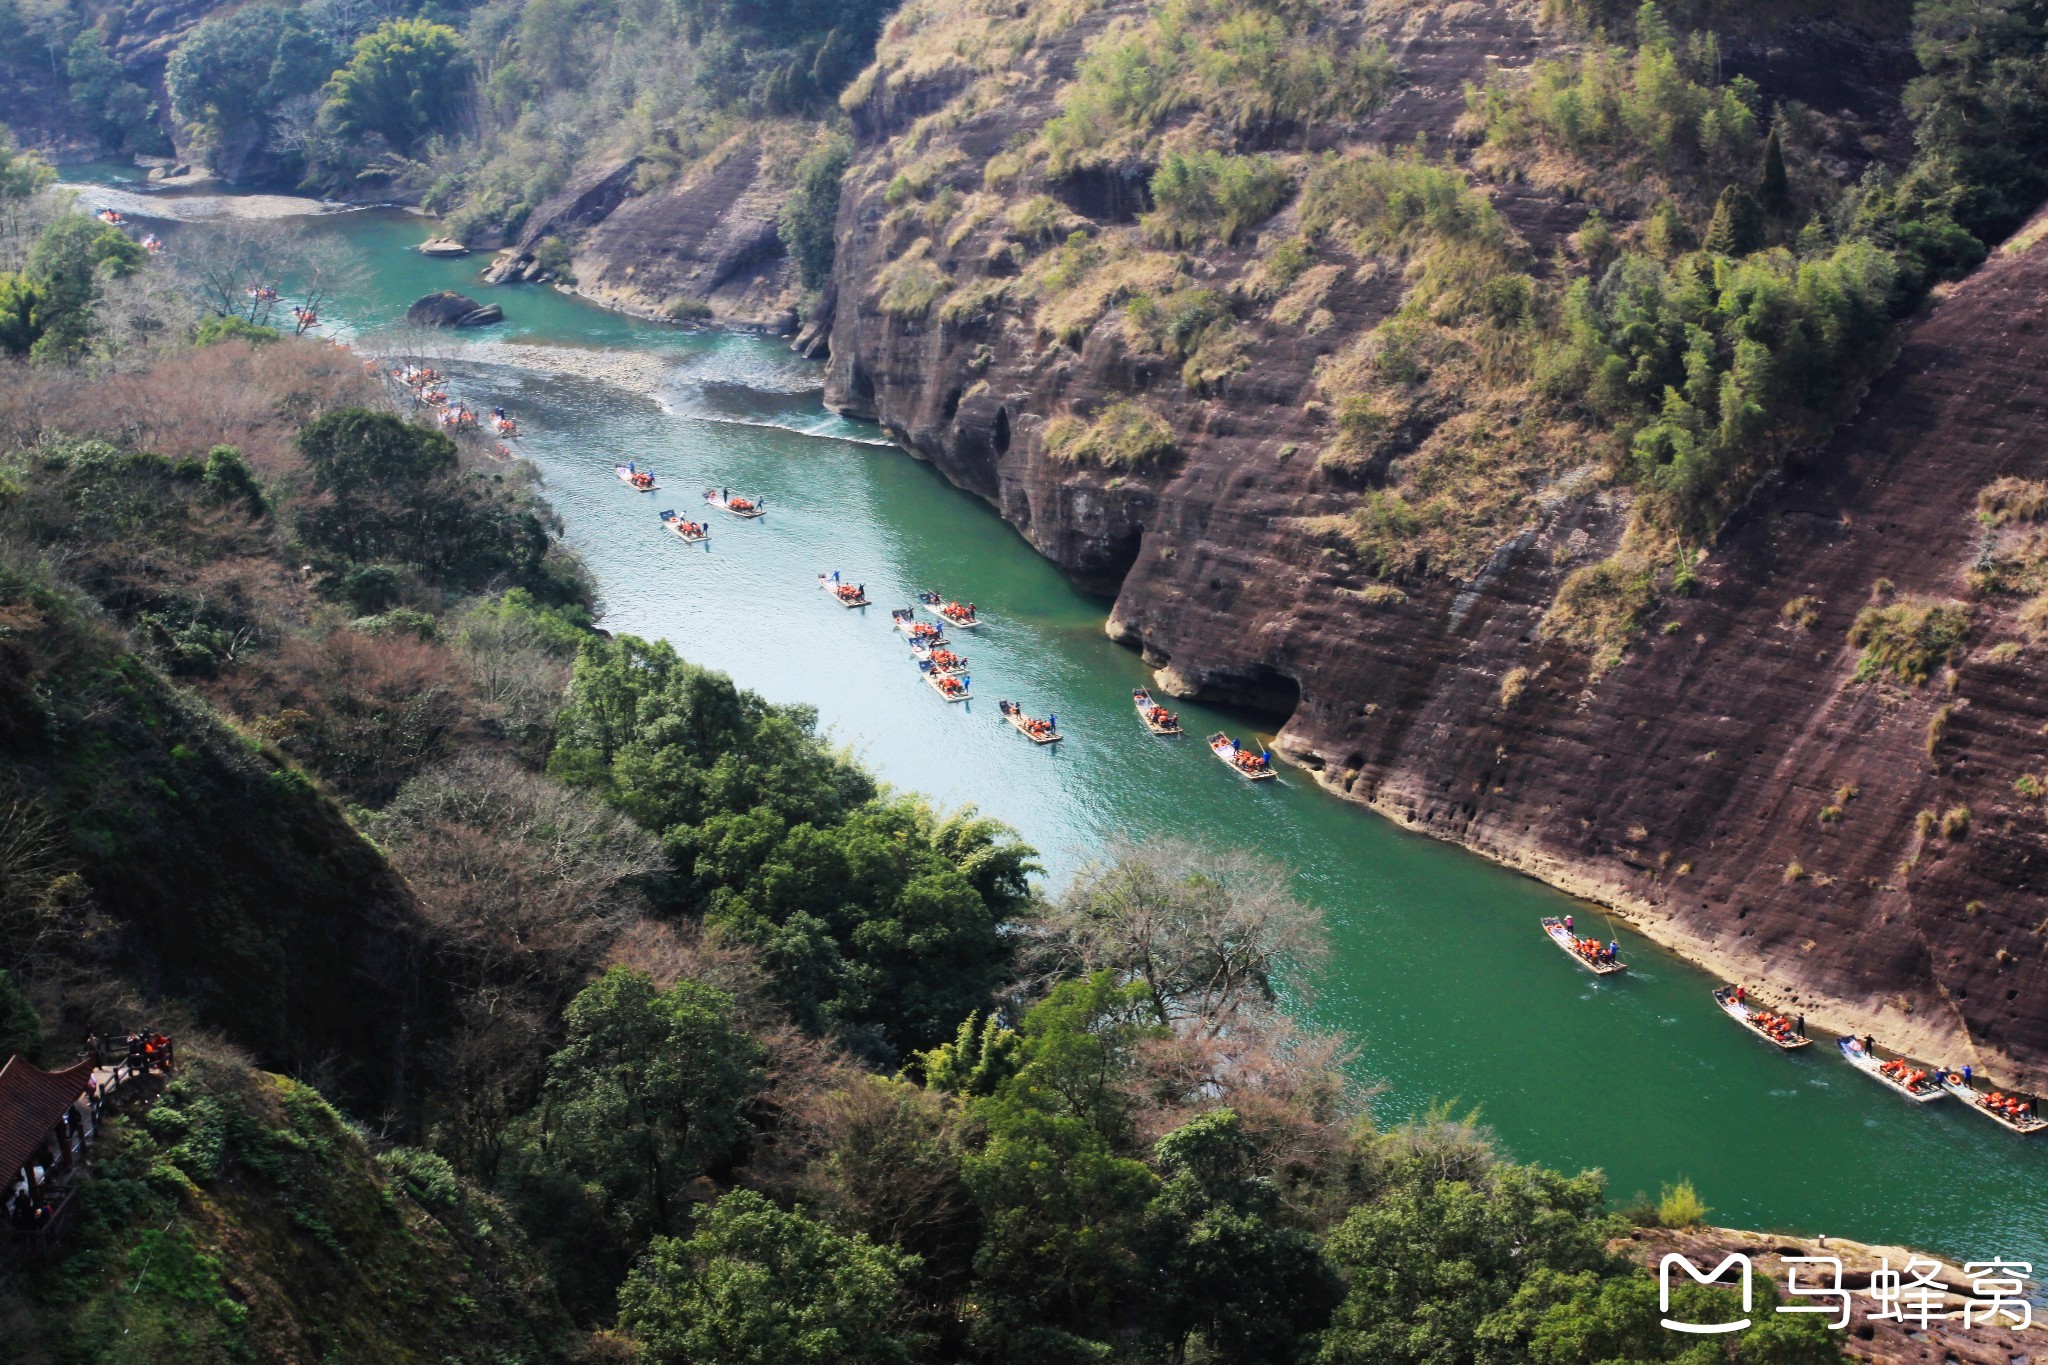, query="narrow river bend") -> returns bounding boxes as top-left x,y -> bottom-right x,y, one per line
80,180 -> 2048,1265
